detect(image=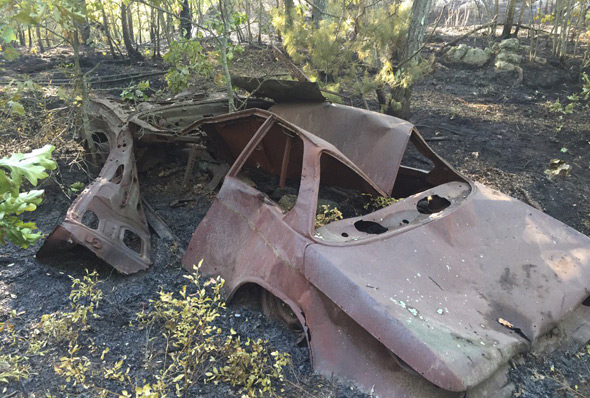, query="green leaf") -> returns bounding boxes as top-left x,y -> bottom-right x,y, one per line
0,145 -> 57,189
69,181 -> 85,192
